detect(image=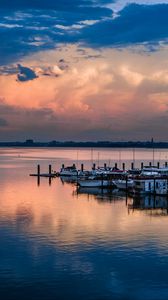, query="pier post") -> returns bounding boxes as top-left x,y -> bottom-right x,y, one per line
131,162 -> 134,170
62,164 -> 64,169
104,163 -> 107,169
73,163 -> 76,168
37,176 -> 40,186
122,163 -> 125,171
93,163 -> 96,170
141,162 -> 144,170
149,162 -> 152,167
37,164 -> 40,176
167,177 -> 168,200
115,163 -> 118,169
153,178 -> 156,196
165,162 -> 168,167
49,164 -> 52,175
101,173 -> 103,188
81,164 -> 84,172
126,175 -> 128,192
157,162 -> 160,169
37,164 -> 40,186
